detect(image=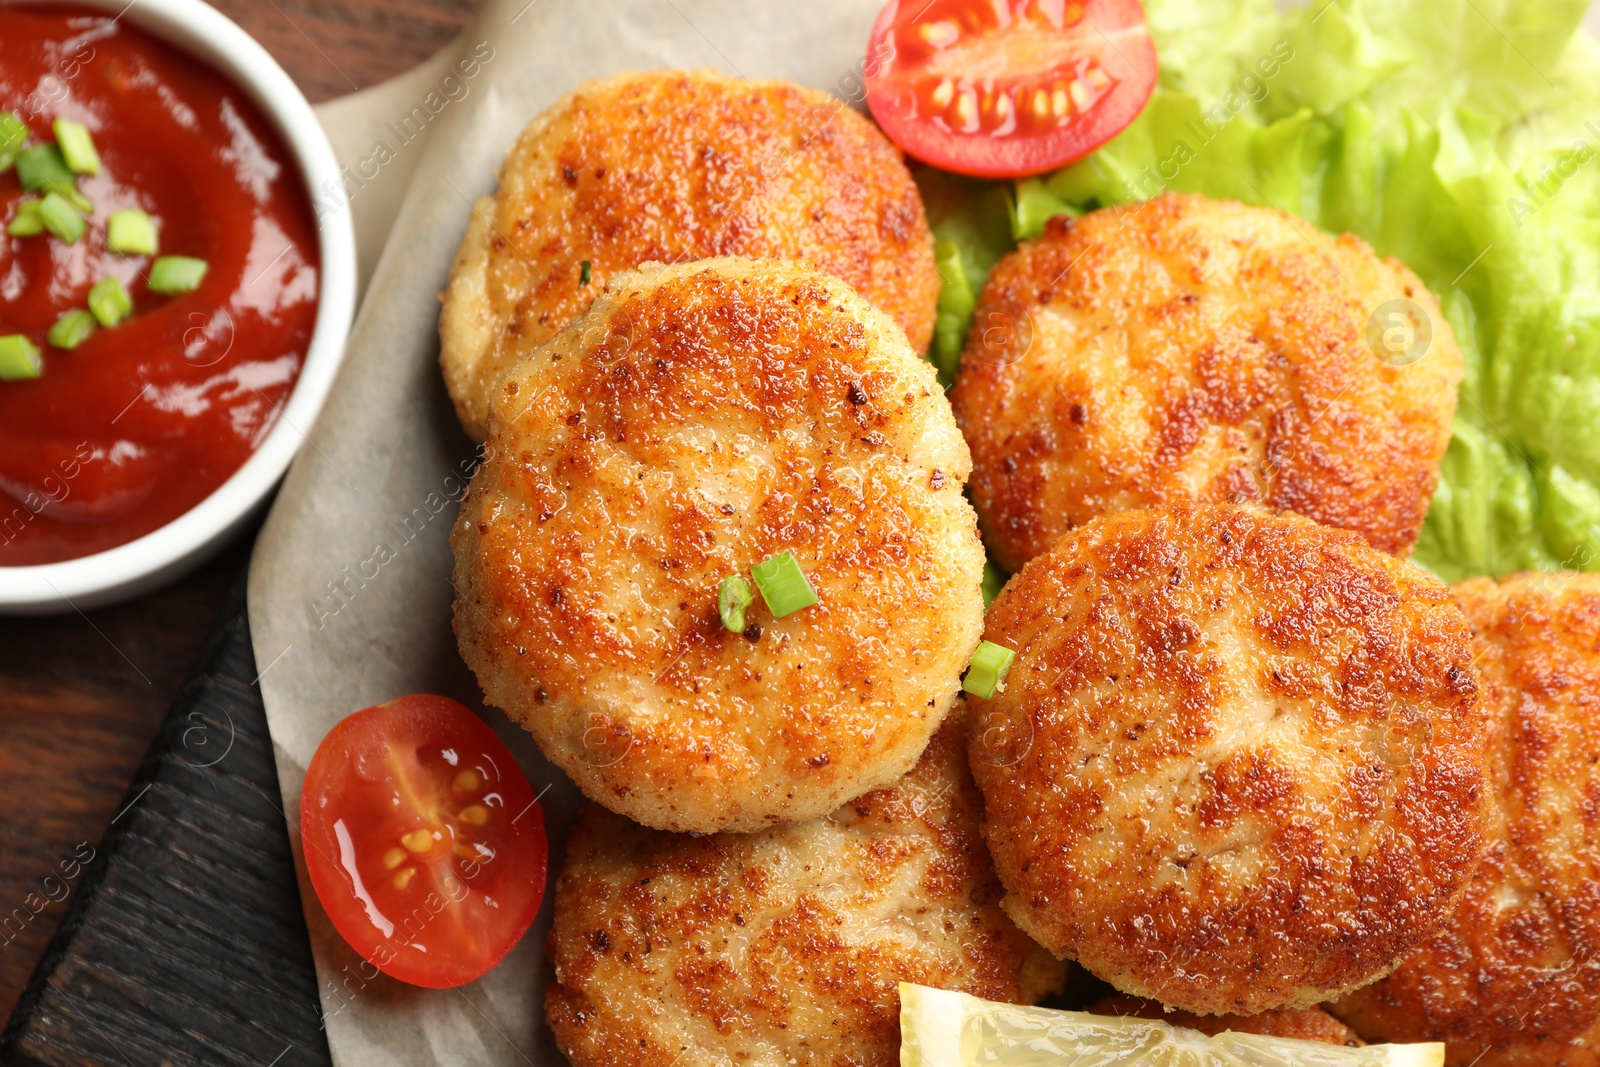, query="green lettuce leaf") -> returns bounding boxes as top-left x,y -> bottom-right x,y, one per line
915,169 -> 1017,385
927,0 -> 1600,581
